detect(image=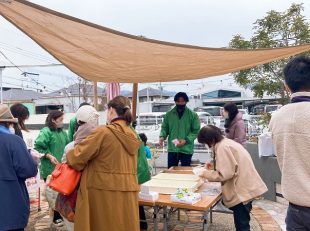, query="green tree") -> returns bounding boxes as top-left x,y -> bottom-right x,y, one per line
229,3 -> 310,104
